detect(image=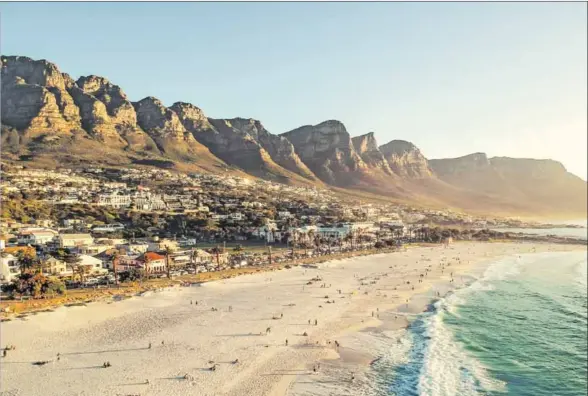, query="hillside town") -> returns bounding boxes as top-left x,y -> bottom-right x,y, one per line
0,162 -> 550,291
